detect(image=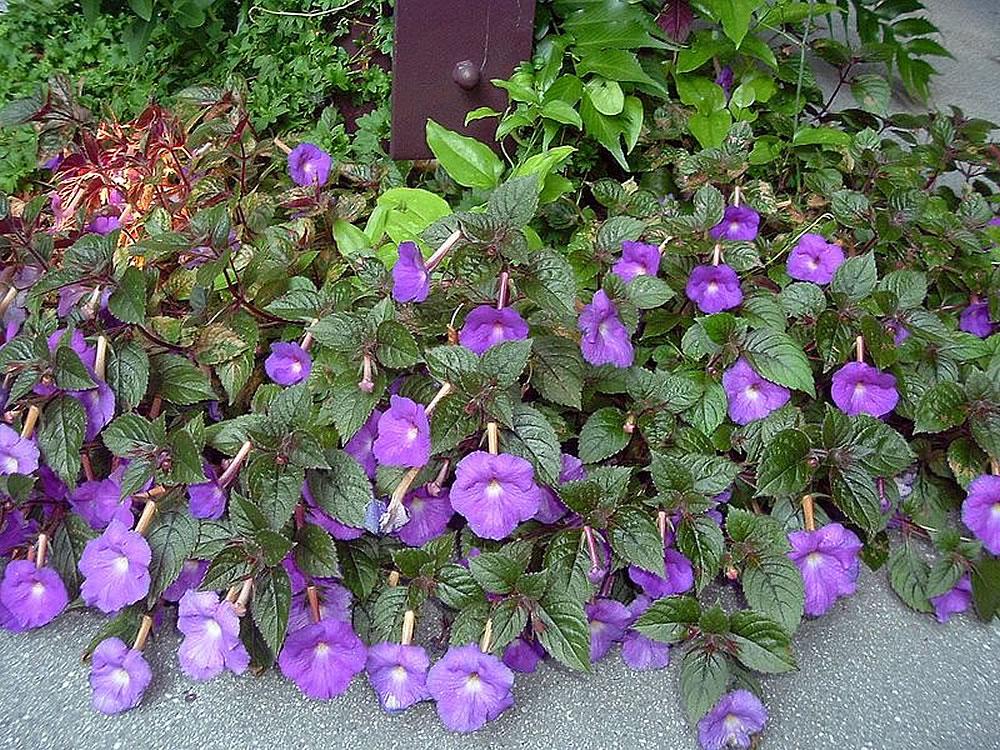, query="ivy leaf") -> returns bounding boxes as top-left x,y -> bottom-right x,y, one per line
251,565 -> 292,657
578,407 -> 631,464
680,647 -> 729,722
756,429 -> 813,497
307,450 -> 373,528
535,592 -> 592,672
37,396 -> 86,489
